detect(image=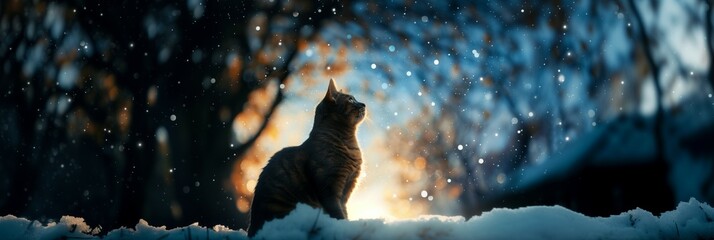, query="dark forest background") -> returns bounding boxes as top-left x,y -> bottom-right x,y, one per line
2,0 -> 714,232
